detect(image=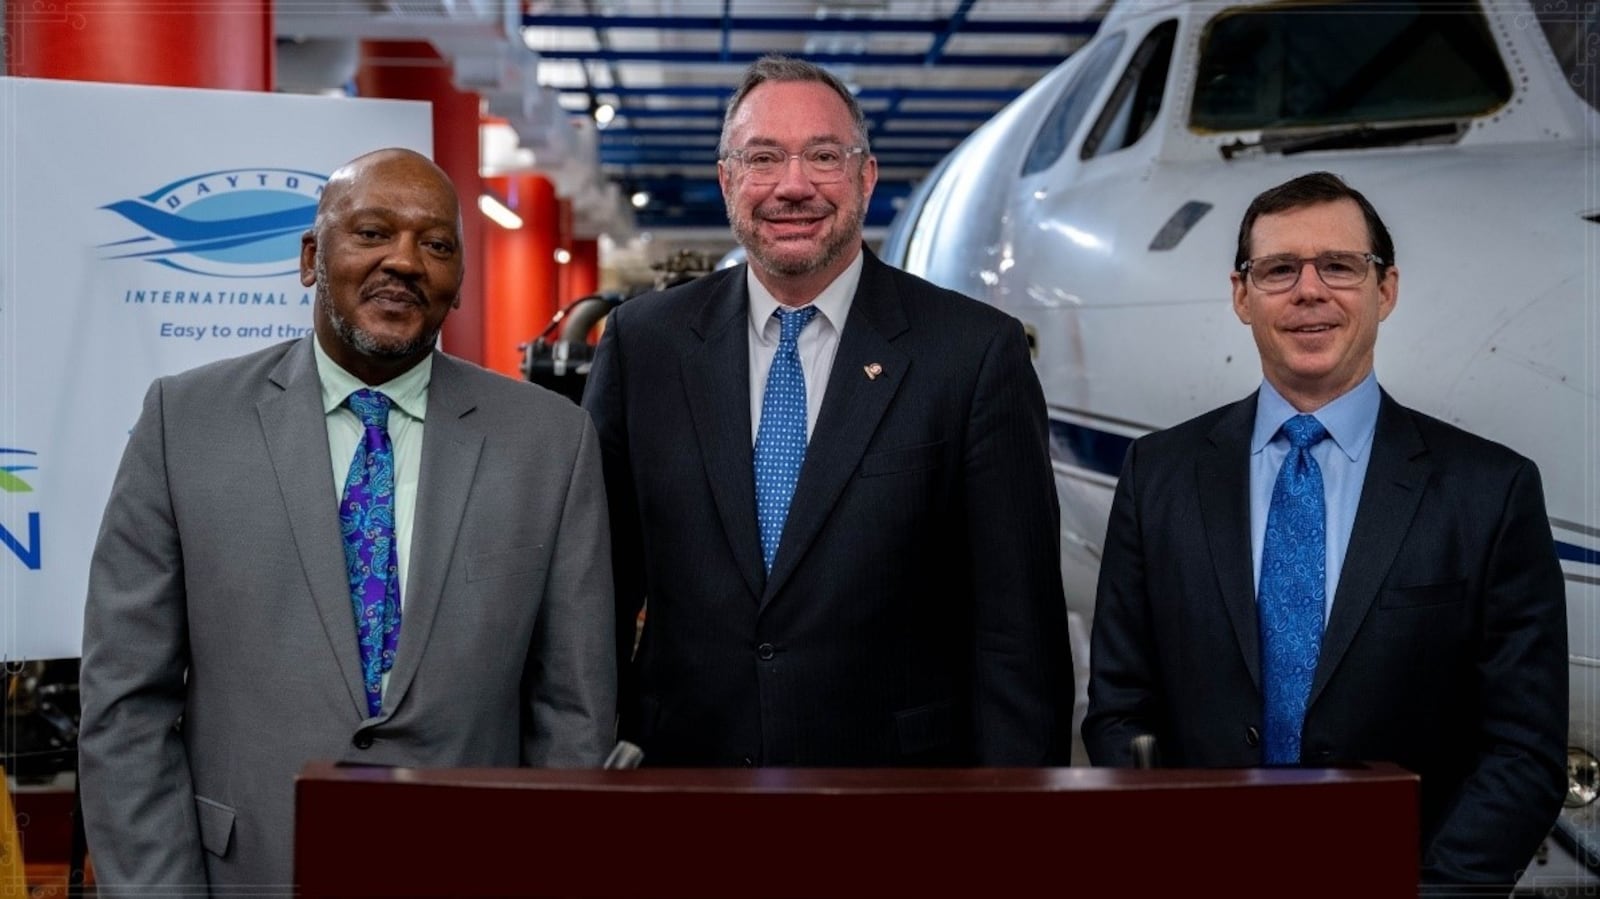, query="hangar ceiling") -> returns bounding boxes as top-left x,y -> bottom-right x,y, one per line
275,1 -> 1104,244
